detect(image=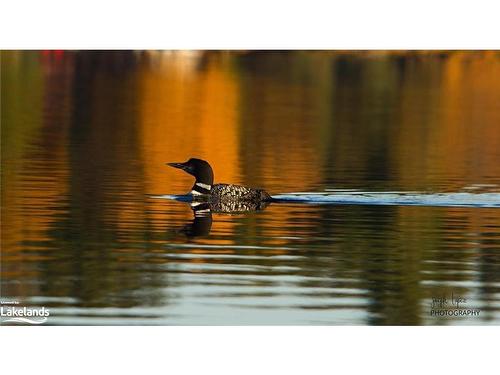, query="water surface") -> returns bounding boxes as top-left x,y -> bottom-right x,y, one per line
2,51 -> 500,325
